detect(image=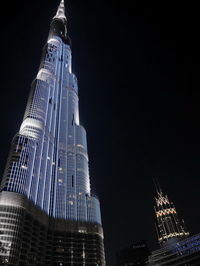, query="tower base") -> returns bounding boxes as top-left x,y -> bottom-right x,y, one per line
0,192 -> 105,265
